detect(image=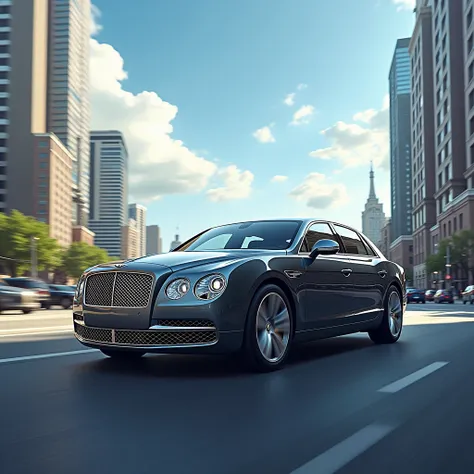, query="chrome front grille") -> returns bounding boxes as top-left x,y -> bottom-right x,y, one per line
84,271 -> 154,308
74,322 -> 218,347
